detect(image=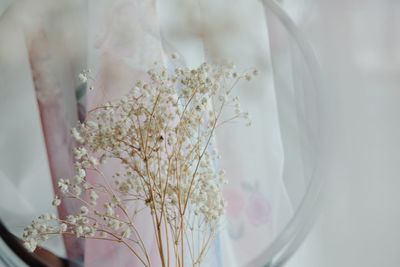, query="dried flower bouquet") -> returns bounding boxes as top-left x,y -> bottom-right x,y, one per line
22,62 -> 255,267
